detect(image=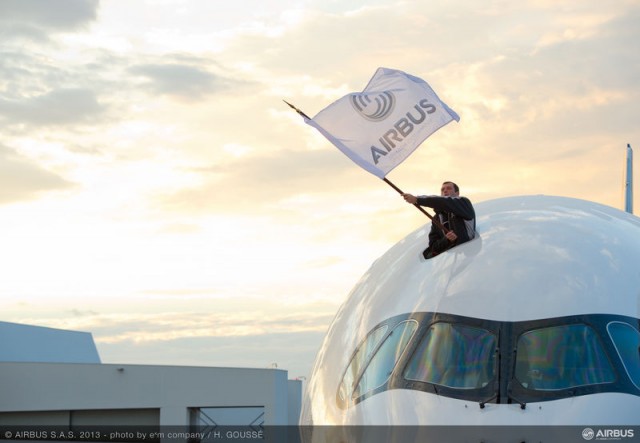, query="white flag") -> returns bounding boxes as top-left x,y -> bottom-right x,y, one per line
305,67 -> 459,178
